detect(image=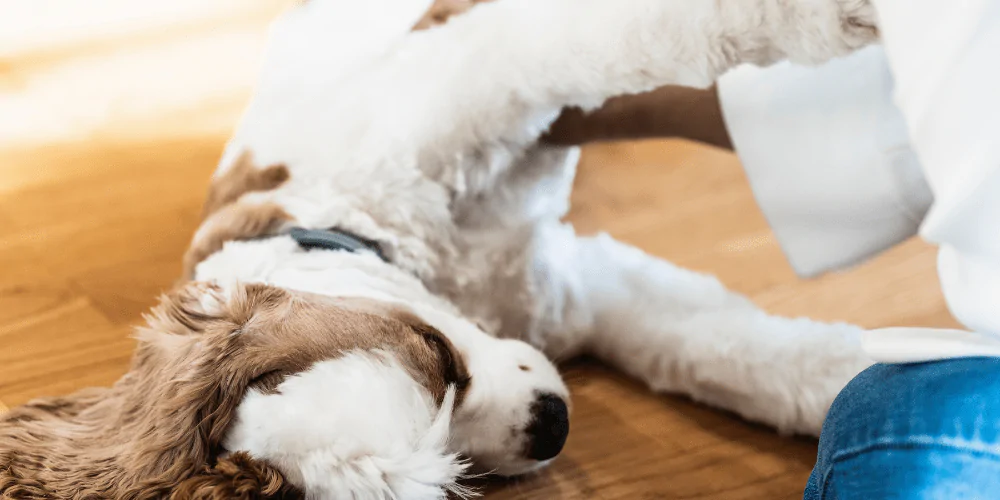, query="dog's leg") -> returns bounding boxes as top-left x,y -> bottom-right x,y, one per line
528,224 -> 873,436
376,0 -> 877,170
